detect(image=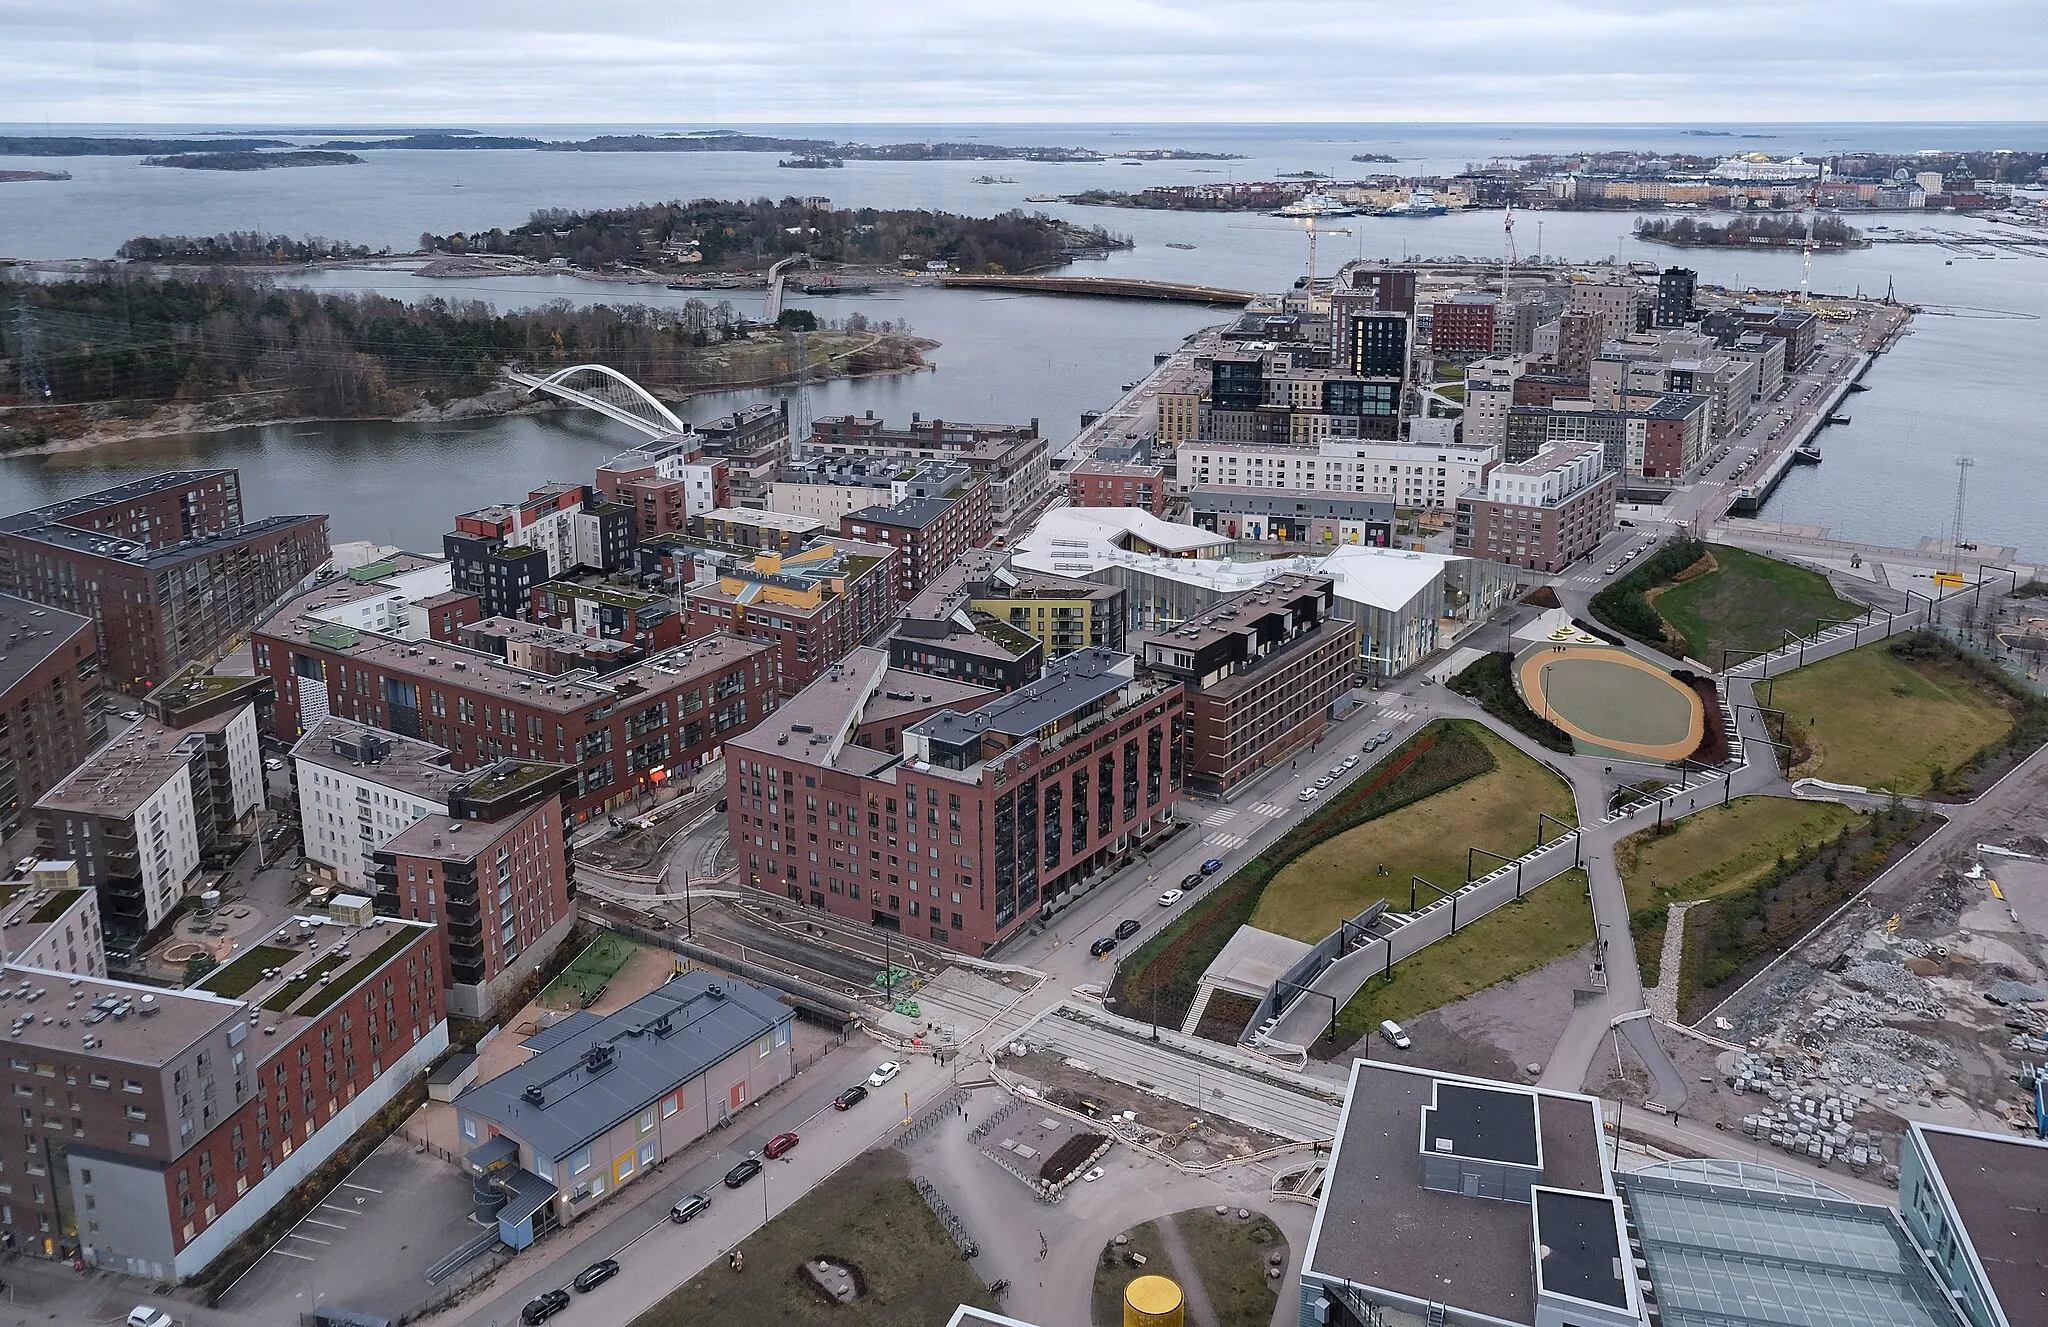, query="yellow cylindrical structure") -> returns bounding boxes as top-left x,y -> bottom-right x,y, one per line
1124,1274 -> 1185,1327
